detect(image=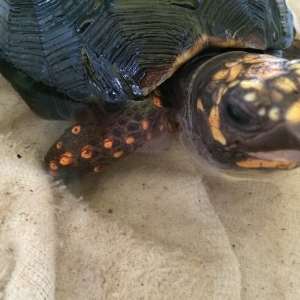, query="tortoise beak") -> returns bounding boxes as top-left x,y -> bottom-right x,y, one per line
238,122 -> 300,169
